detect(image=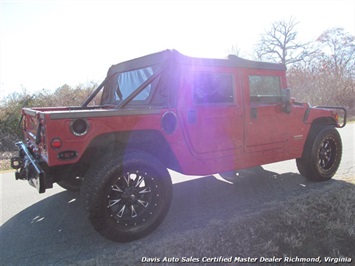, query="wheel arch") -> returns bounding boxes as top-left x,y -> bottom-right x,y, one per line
80,130 -> 181,173
310,116 -> 337,128
304,117 -> 338,152
298,117 -> 338,164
